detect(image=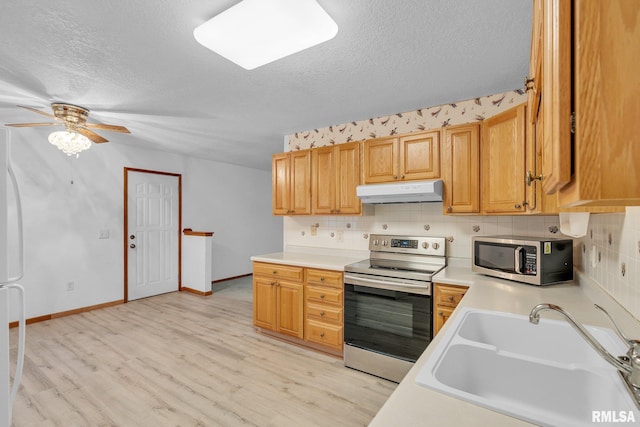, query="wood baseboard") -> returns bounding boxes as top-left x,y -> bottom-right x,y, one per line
212,273 -> 251,284
180,287 -> 213,297
9,299 -> 124,328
